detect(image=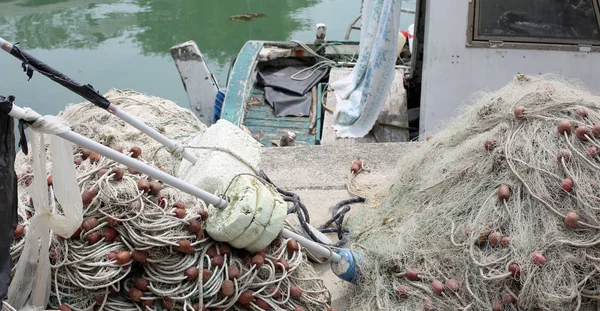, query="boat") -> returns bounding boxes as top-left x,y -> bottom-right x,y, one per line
170,20 -> 415,147
171,0 -> 600,145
